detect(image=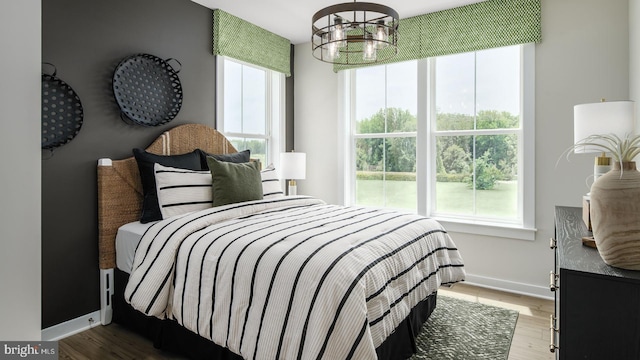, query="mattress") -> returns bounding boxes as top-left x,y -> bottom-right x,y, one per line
116,221 -> 156,273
